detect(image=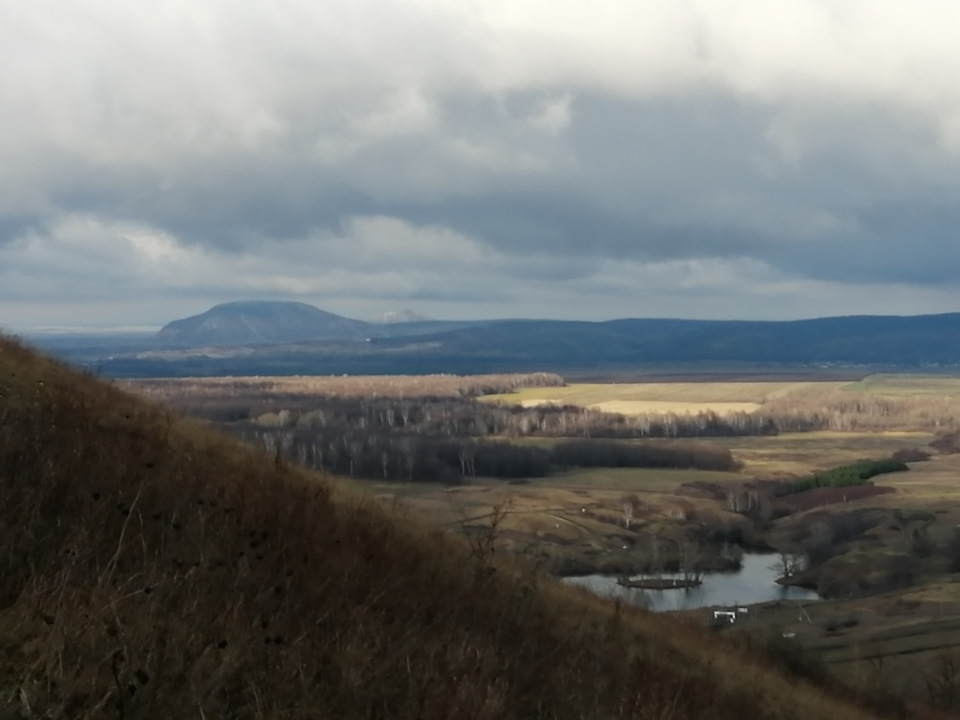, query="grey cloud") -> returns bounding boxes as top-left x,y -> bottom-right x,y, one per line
10,88 -> 960,287
5,0 -> 960,327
